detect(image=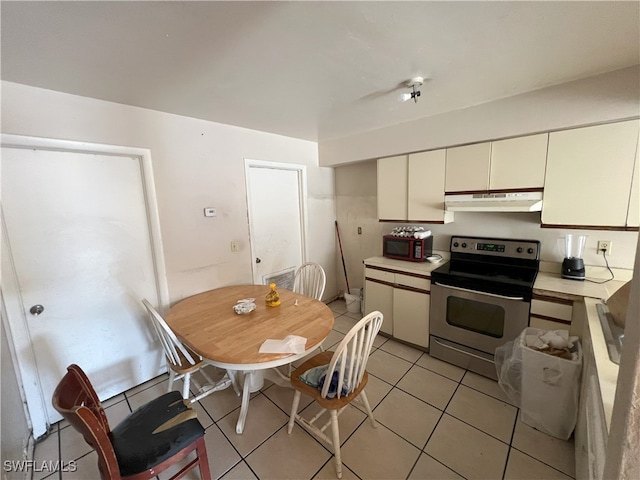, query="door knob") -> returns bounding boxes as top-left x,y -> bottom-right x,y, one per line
256,257 -> 261,264
29,305 -> 45,316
